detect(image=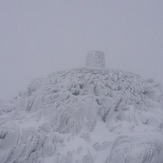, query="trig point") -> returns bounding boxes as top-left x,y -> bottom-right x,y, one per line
86,51 -> 105,68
